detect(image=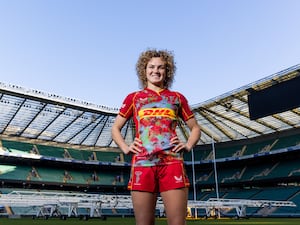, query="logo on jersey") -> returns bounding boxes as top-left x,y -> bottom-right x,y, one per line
138,108 -> 176,119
